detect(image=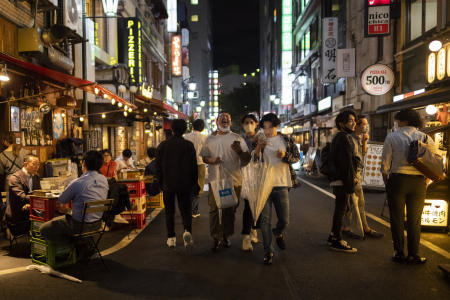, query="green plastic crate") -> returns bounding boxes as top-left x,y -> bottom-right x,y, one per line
30,237 -> 76,268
